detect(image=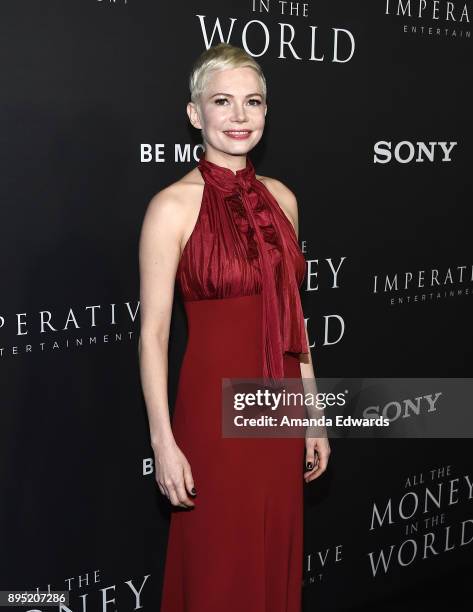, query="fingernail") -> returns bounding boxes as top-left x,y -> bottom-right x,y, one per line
306,462 -> 313,469
191,488 -> 196,495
